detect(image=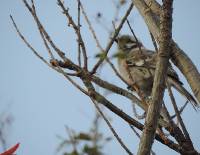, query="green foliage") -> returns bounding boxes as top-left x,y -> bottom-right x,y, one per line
112,52 -> 126,59
57,114 -> 112,155
82,144 -> 102,155
95,52 -> 107,60
63,150 -> 79,155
